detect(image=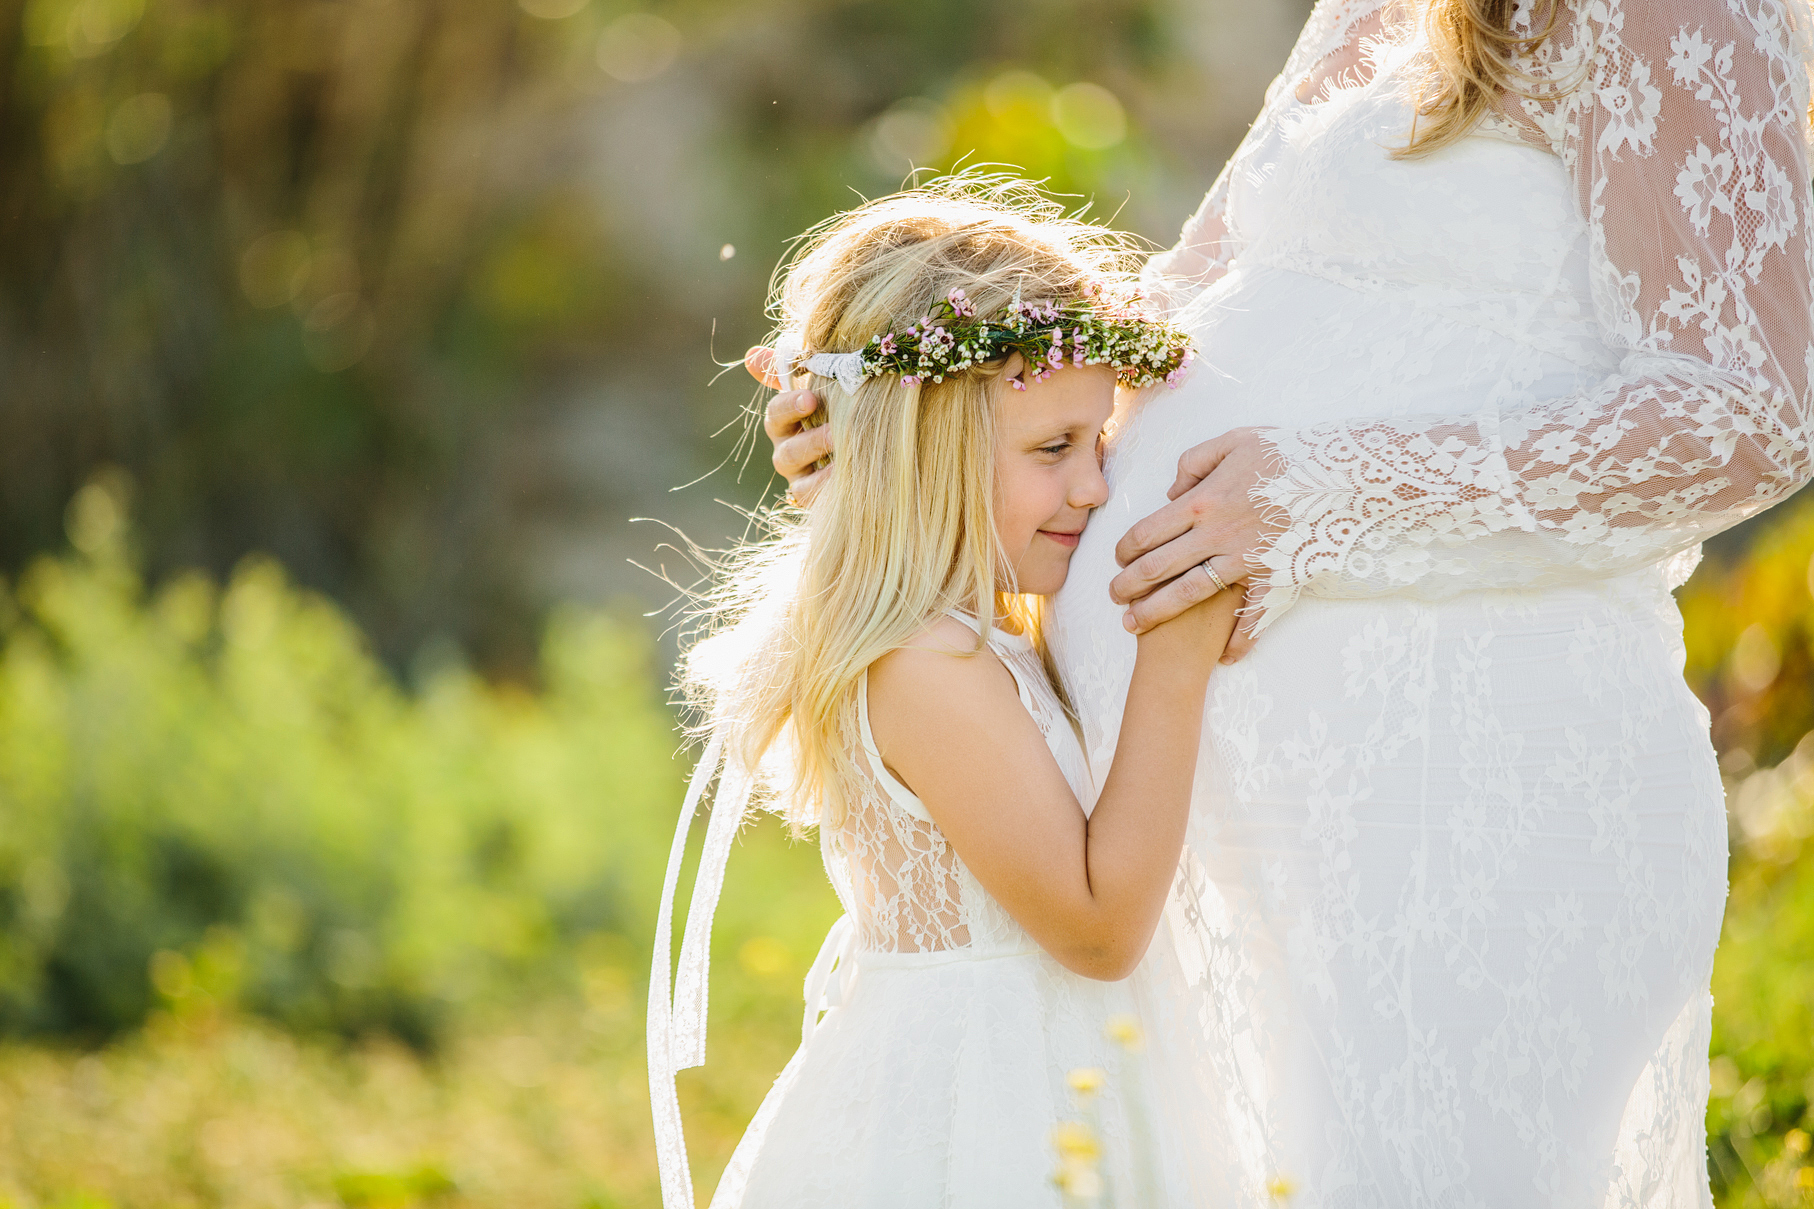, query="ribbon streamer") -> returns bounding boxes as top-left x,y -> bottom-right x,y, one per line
648,730 -> 744,1209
